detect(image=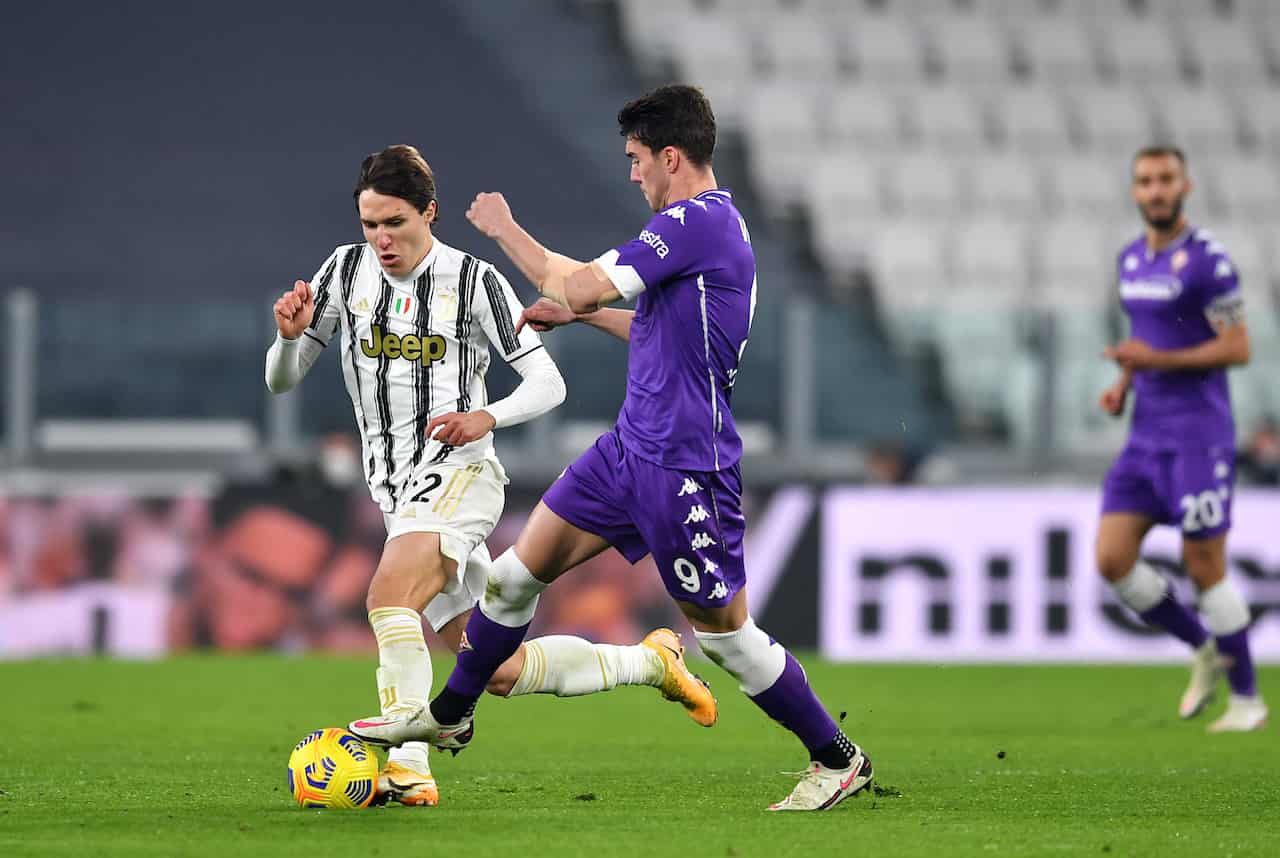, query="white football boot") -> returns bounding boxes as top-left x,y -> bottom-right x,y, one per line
1207,695 -> 1268,733
1179,640 -> 1224,719
767,745 -> 874,812
348,705 -> 474,754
